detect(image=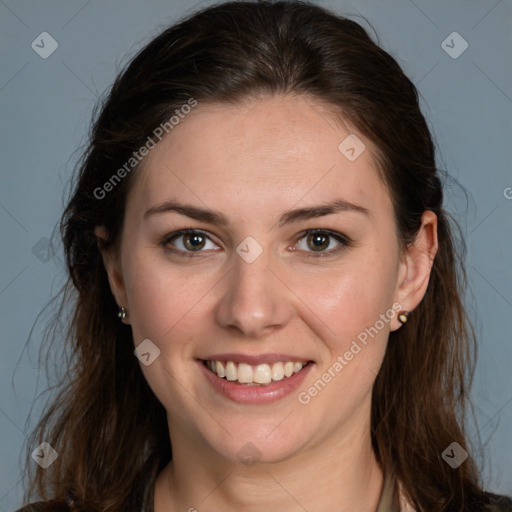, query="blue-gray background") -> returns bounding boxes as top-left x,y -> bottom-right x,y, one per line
1,0 -> 511,509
